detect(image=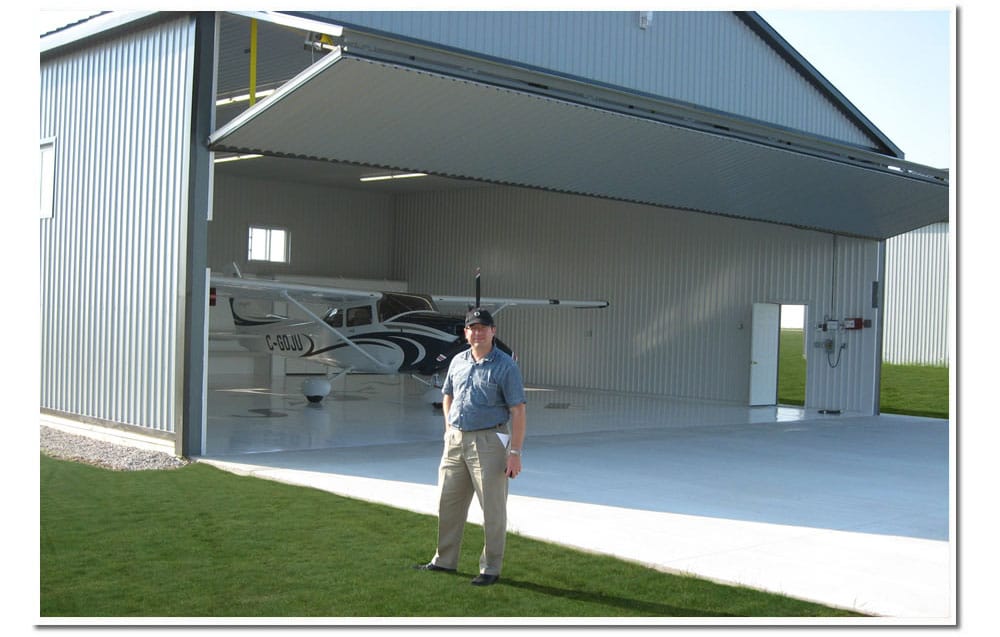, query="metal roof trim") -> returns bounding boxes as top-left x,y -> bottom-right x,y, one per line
40,11 -> 161,55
